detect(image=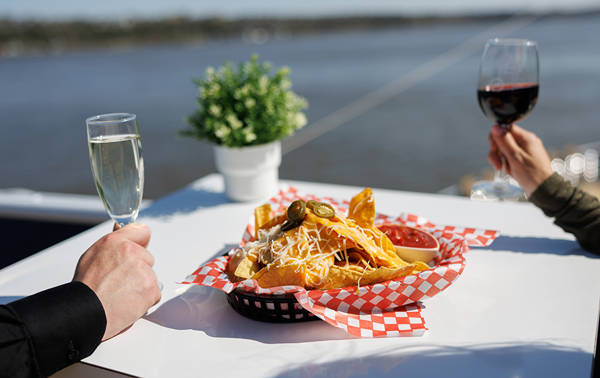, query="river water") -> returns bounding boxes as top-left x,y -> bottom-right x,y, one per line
0,14 -> 599,198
